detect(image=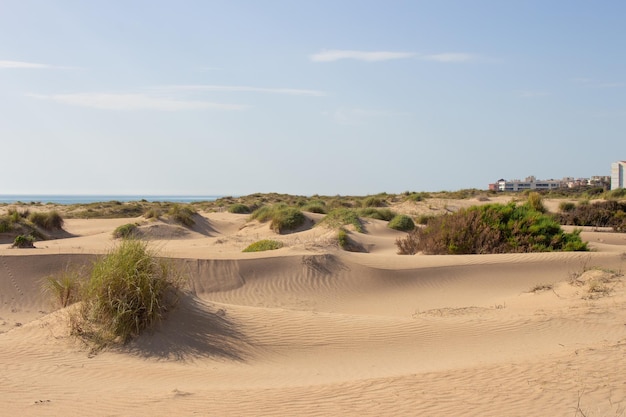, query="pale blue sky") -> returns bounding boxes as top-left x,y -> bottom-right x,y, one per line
1,1 -> 624,195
